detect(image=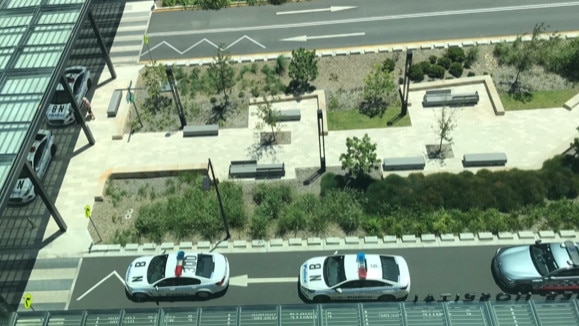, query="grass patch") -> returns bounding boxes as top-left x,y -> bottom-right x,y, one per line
327,108 -> 411,130
499,88 -> 579,111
